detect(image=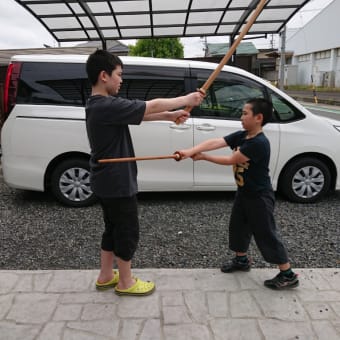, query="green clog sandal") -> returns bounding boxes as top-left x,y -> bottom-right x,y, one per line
95,270 -> 119,290
115,278 -> 155,296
